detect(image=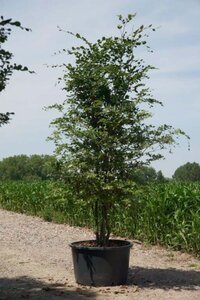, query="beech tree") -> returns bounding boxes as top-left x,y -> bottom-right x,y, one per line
48,14 -> 188,246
